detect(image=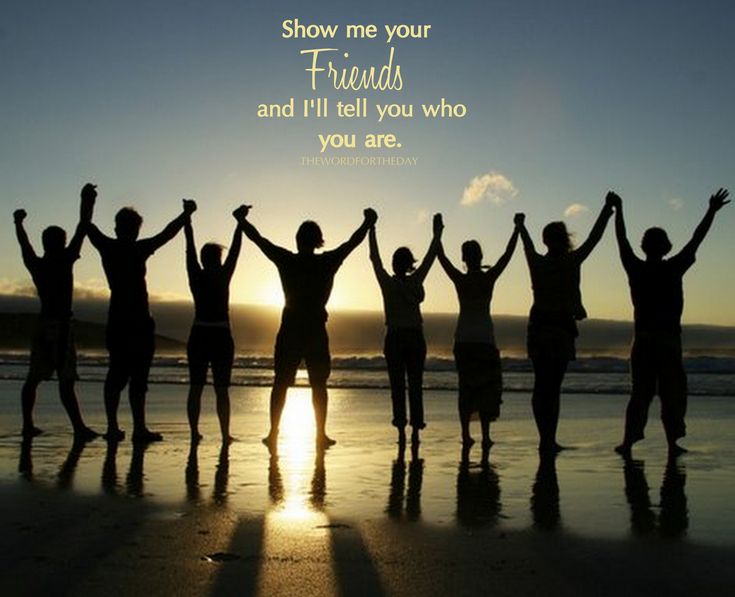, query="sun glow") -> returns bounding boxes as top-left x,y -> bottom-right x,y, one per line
254,279 -> 285,308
